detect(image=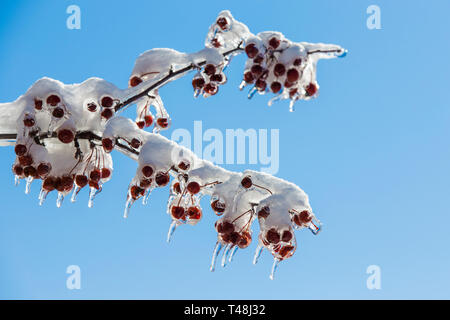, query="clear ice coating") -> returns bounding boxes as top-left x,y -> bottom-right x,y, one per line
269,258 -> 281,281
0,9 -> 343,279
